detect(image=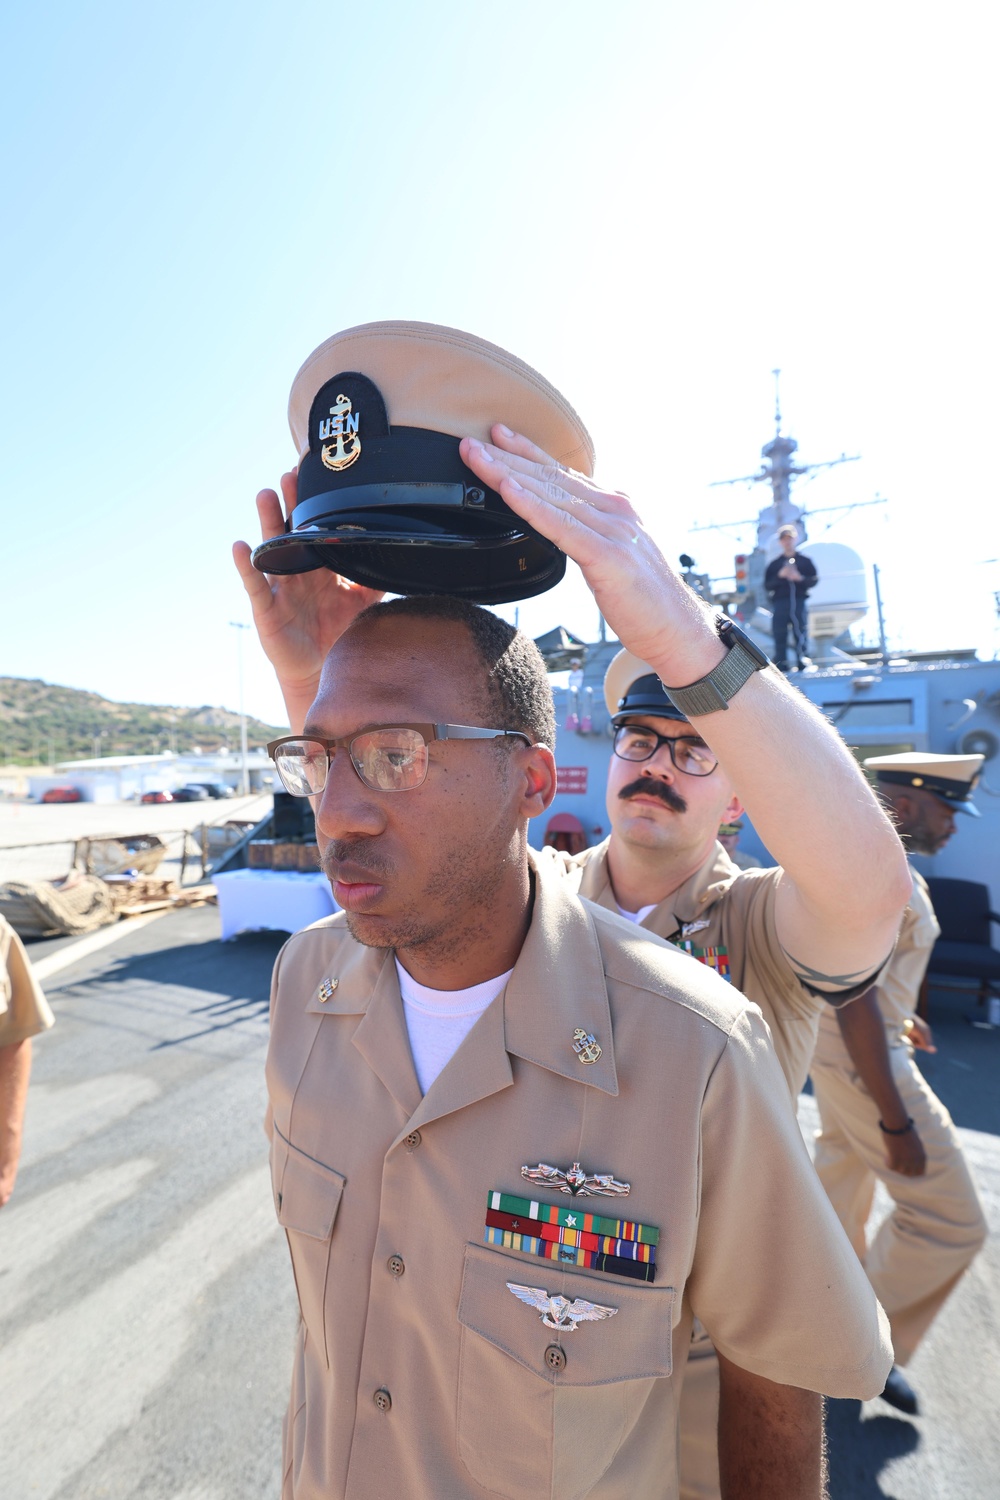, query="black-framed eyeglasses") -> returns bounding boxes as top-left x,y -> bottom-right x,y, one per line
612,723 -> 719,778
266,723 -> 533,797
